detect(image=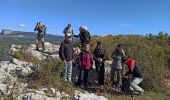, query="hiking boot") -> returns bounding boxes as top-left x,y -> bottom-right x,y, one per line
36,48 -> 39,51
139,90 -> 144,95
